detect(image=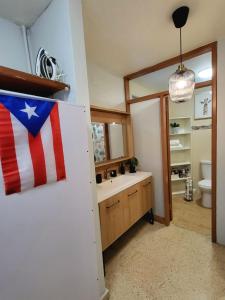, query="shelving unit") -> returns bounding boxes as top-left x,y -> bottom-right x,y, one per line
0,66 -> 70,97
170,116 -> 192,196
